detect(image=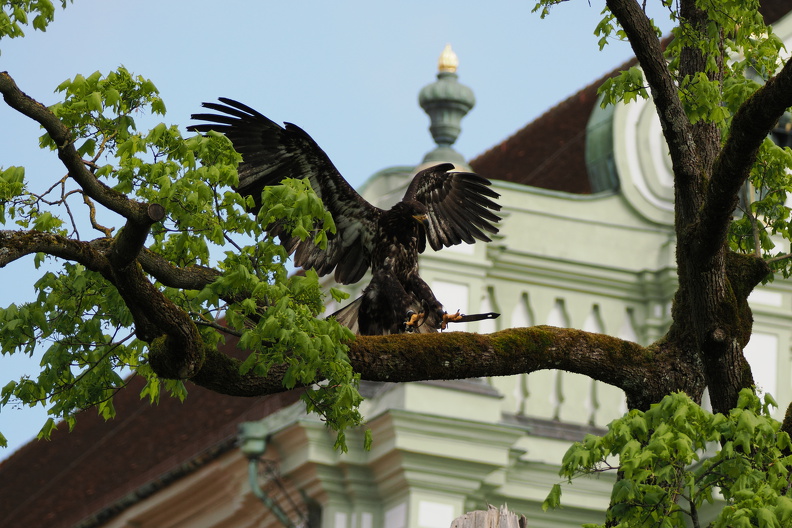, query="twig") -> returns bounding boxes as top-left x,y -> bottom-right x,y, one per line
192,316 -> 243,337
766,252 -> 792,264
82,193 -> 114,237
